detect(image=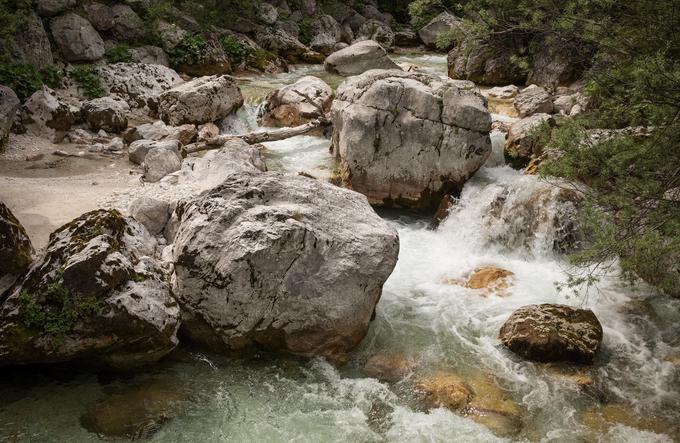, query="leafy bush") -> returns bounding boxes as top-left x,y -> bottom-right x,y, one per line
298,17 -> 316,45
107,42 -> 132,63
408,0 -> 446,30
0,0 -> 32,59
220,35 -> 252,66
71,65 -> 105,99
167,33 -> 207,67
0,63 -> 63,100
